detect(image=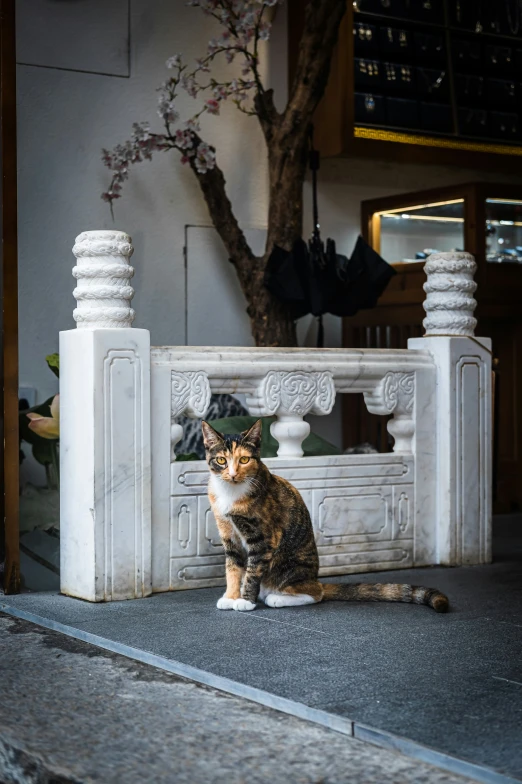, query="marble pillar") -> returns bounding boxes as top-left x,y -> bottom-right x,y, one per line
60,231 -> 152,601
